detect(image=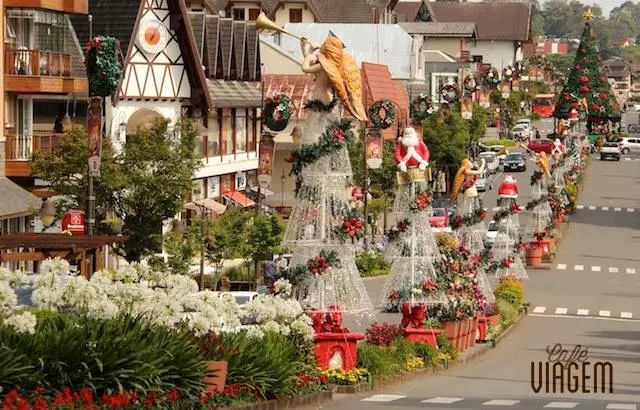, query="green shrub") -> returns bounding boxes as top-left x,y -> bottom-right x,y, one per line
436,333 -> 458,361
213,331 -> 307,400
497,299 -> 518,327
411,342 -> 439,367
495,278 -> 524,308
356,252 -> 391,277
222,265 -> 250,281
482,139 -> 517,147
0,313 -> 206,395
356,344 -> 401,380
